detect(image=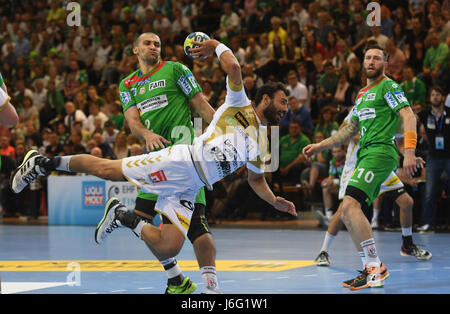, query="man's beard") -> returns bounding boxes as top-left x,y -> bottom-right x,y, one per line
364,65 -> 383,79
263,100 -> 282,125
